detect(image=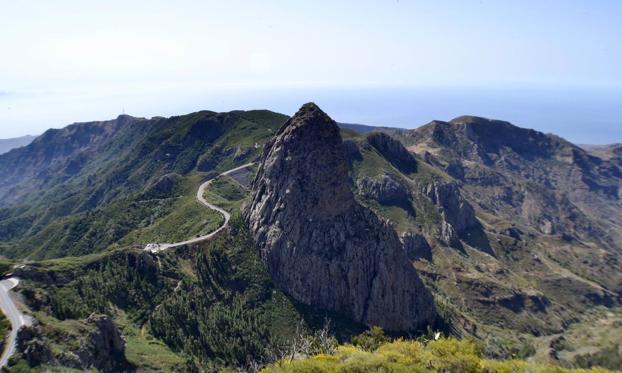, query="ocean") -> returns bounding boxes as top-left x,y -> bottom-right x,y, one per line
1,86 -> 620,144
